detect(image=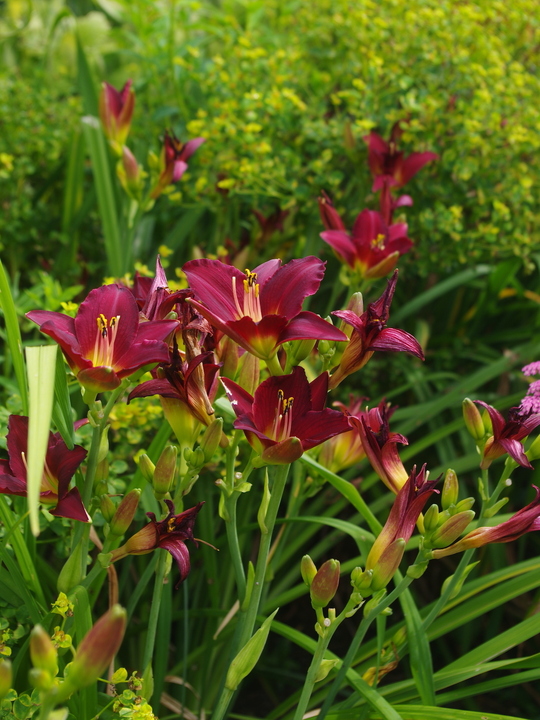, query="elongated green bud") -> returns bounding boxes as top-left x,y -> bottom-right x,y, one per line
57,541 -> 84,594
462,398 -> 485,441
526,433 -> 540,462
0,659 -> 12,701
427,510 -> 475,548
351,567 -> 373,595
138,454 -> 155,483
315,658 -> 339,682
483,497 -> 509,518
200,418 -> 223,463
310,560 -> 340,608
301,555 -> 318,587
109,489 -> 141,537
30,625 -> 58,679
454,497 -> 475,513
441,561 -> 479,599
153,446 -> 177,499
289,338 -> 317,365
423,504 -> 440,533
225,609 -> 278,691
100,494 -> 116,523
441,469 -> 459,510
61,605 -> 126,695
237,351 -> 260,396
